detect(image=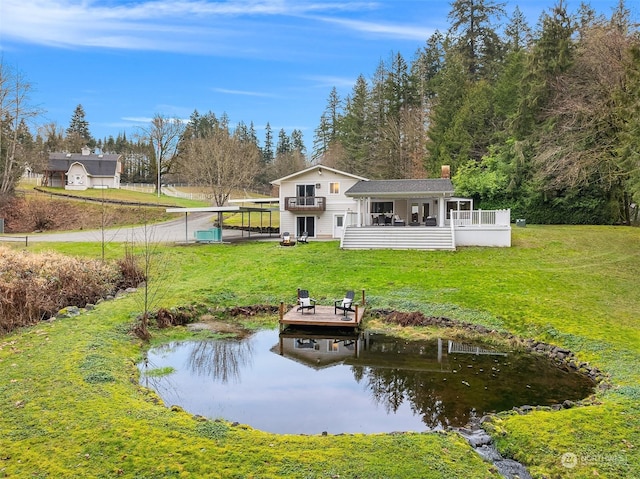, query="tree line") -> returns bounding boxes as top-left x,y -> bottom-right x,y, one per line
314,0 -> 639,224
2,0 -> 639,223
